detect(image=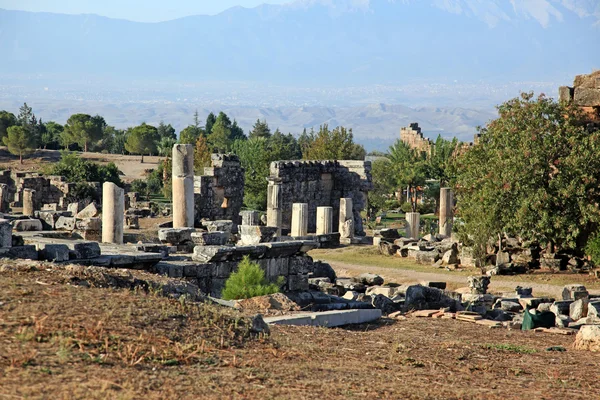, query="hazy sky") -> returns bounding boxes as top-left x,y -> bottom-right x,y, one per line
0,0 -> 292,22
